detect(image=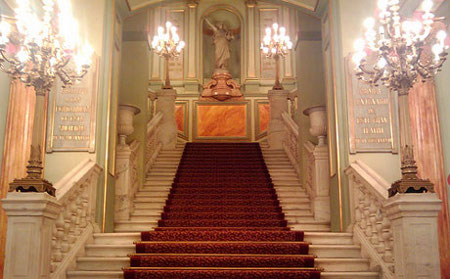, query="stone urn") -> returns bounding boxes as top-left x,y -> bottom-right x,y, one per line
117,104 -> 141,146
303,105 -> 327,145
